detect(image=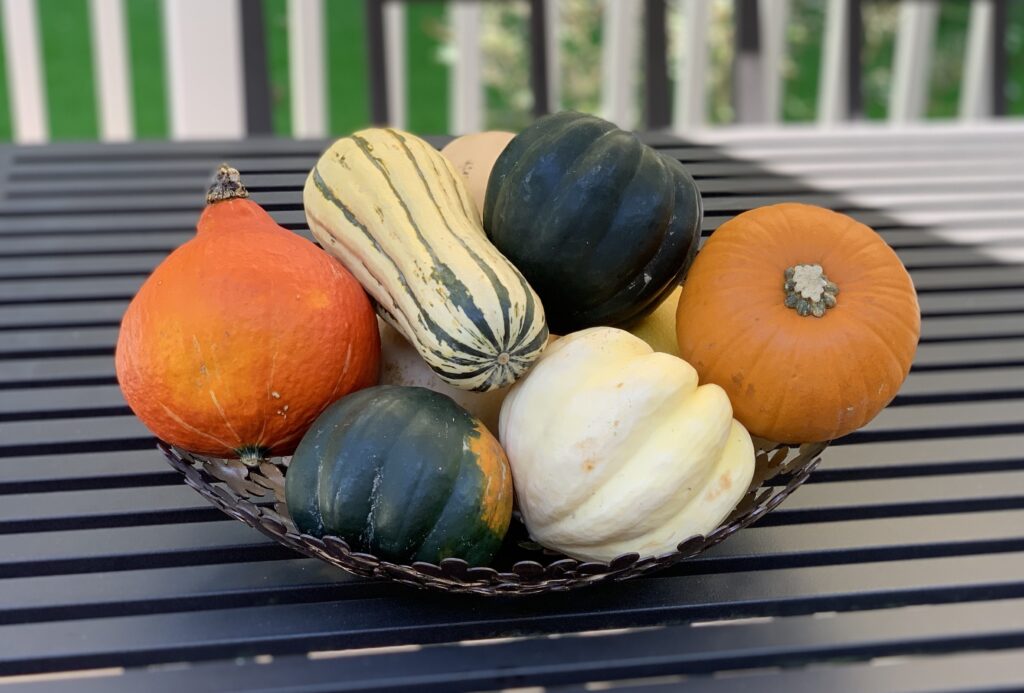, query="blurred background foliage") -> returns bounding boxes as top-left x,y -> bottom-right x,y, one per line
0,0 -> 1020,140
